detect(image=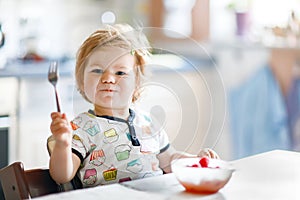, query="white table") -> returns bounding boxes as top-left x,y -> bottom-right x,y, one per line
36,150 -> 300,200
